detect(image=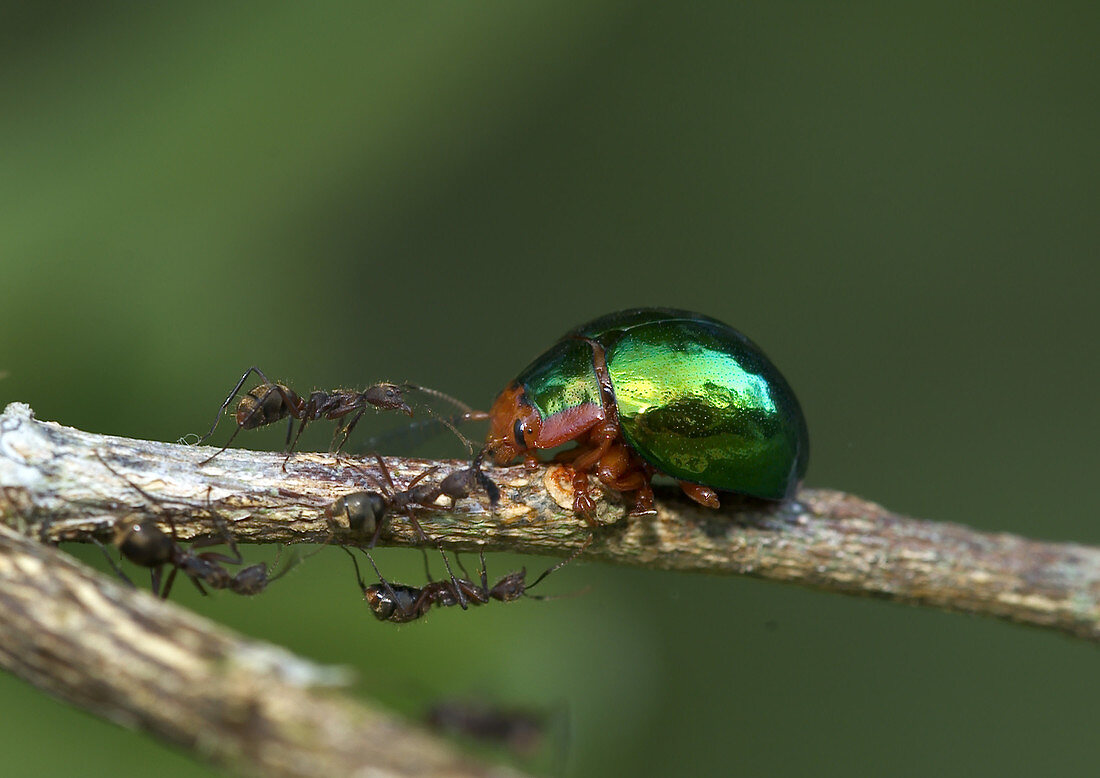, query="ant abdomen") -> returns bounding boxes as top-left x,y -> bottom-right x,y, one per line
327,491 -> 387,537
114,520 -> 176,568
236,383 -> 298,430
